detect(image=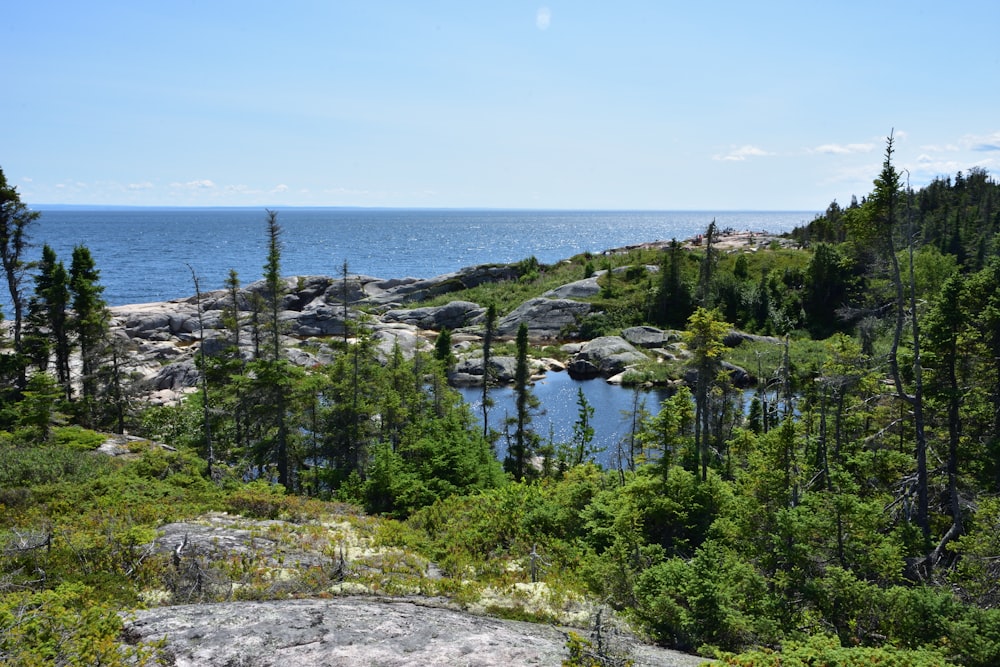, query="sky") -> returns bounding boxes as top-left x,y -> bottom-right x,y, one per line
3,1 -> 999,210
